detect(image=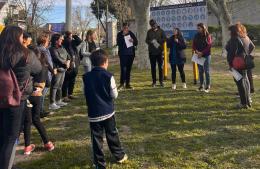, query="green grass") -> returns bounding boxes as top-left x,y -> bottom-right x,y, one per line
16,47 -> 260,169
